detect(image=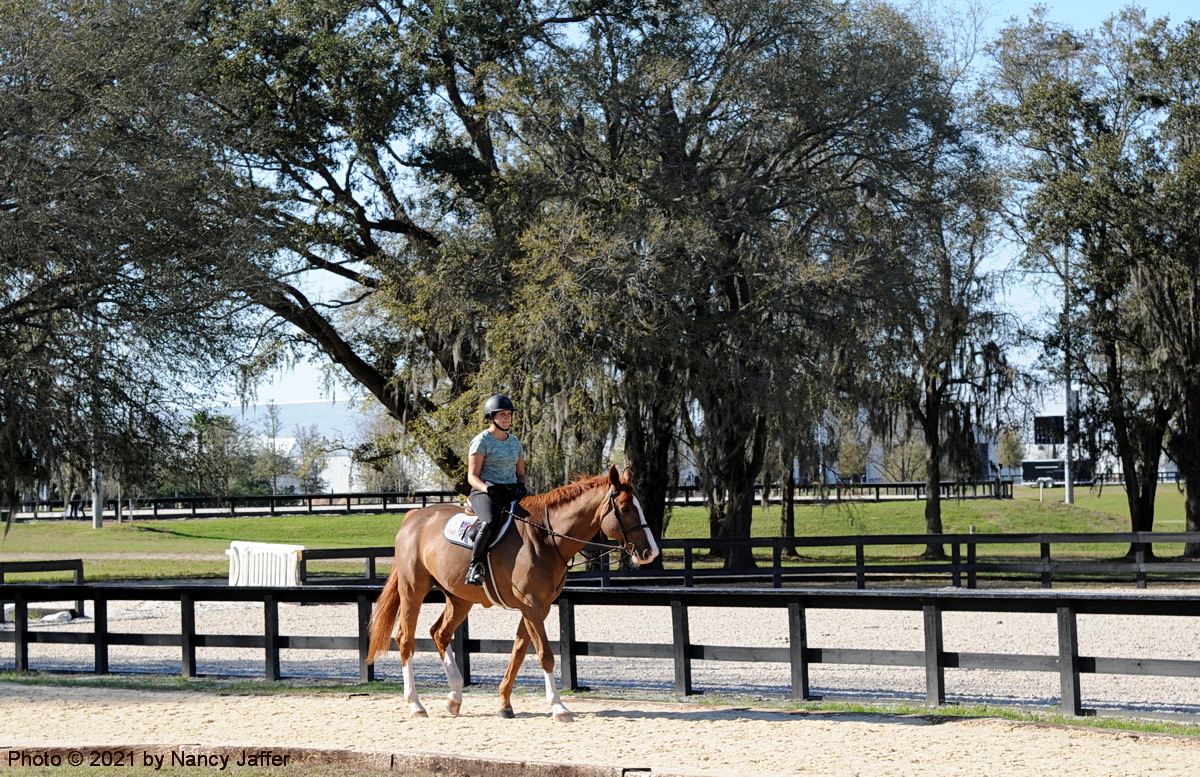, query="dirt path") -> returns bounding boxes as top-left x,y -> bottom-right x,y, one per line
2,683 -> 1199,777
